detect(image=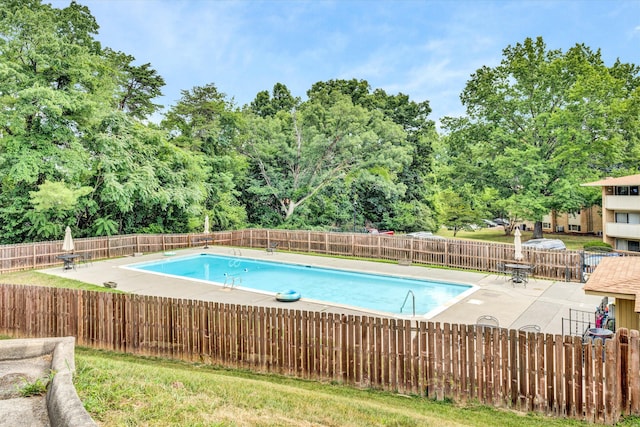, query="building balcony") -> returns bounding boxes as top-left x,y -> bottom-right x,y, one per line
605,222 -> 640,239
605,195 -> 640,211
